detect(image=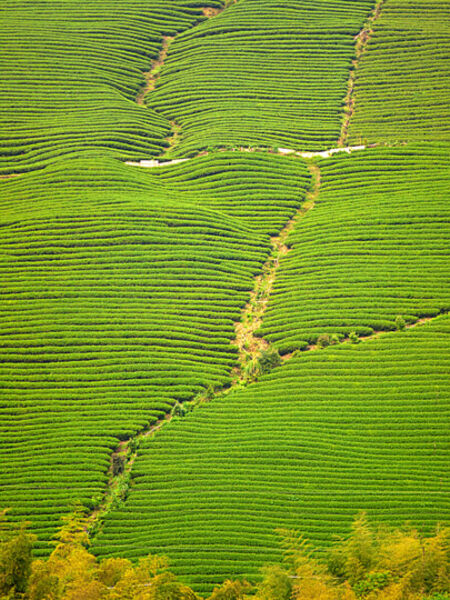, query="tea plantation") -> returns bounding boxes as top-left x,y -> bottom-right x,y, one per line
348,0 -> 450,144
258,143 -> 450,353
93,316 -> 450,593
0,153 -> 309,552
148,0 -> 374,153
0,0 -> 449,594
0,0 -> 222,175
